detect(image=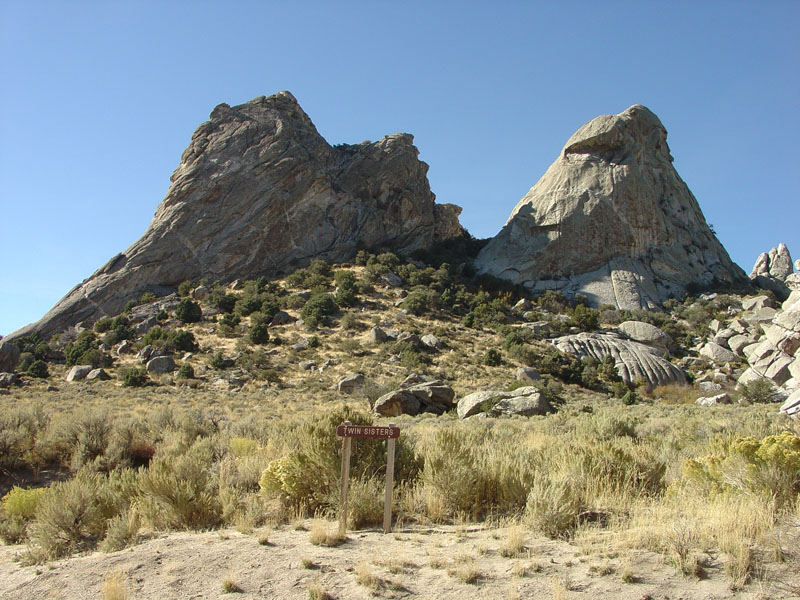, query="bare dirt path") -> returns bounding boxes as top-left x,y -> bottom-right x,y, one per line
2,522 -> 793,600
